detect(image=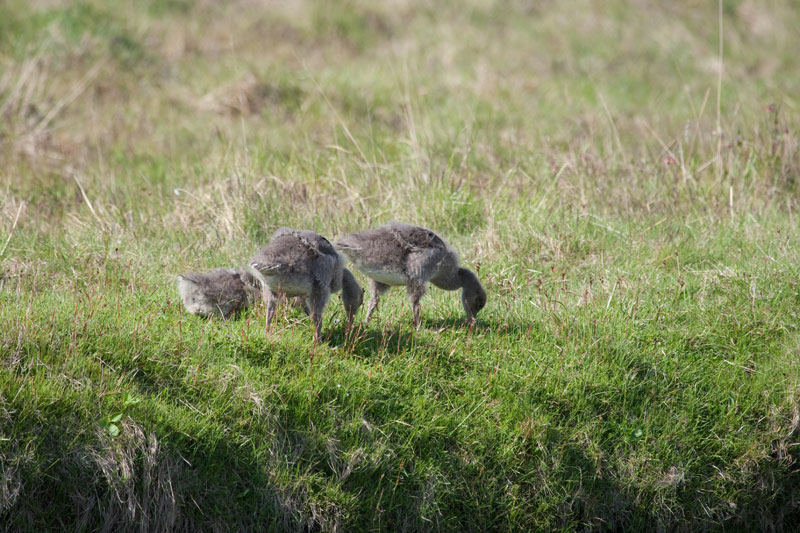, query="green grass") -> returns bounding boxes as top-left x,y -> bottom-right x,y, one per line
2,0 -> 800,530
